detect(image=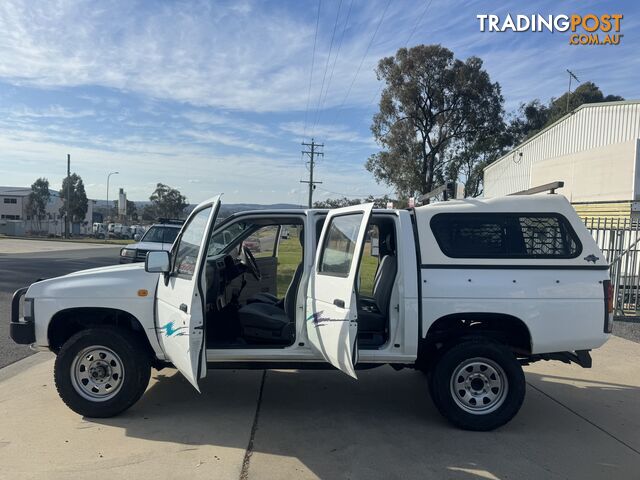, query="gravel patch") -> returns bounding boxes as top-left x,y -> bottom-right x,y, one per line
613,318 -> 640,343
